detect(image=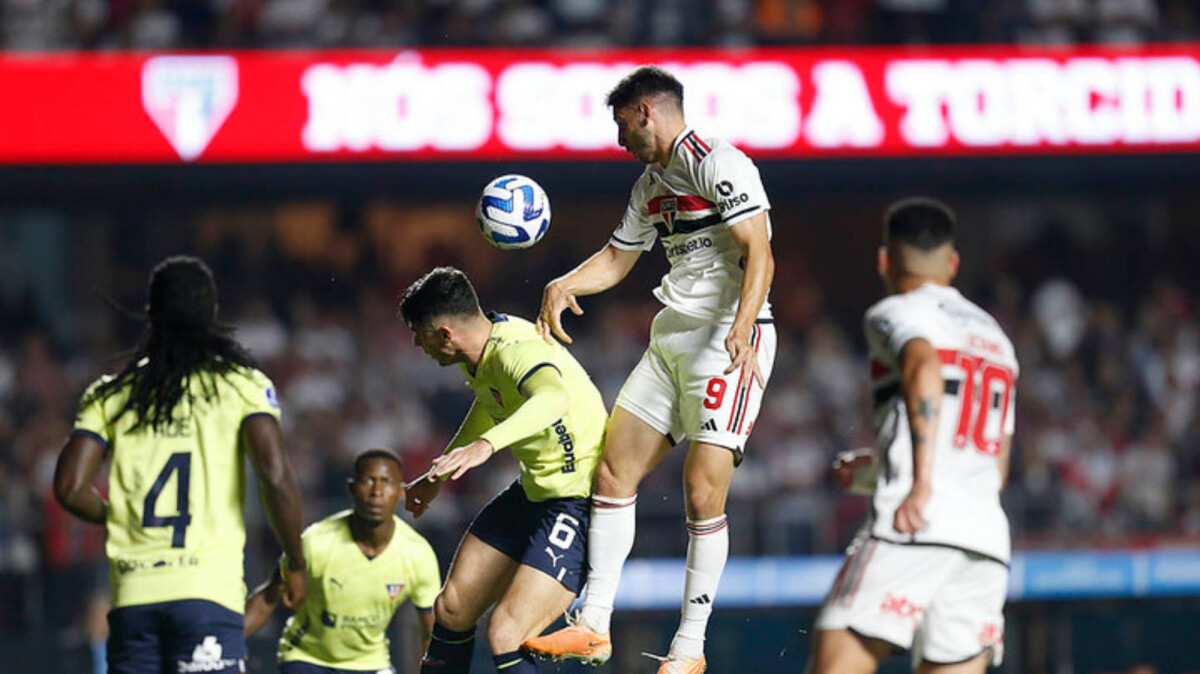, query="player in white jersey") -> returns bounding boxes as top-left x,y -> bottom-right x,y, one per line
808,198 -> 1017,674
525,66 -> 776,674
